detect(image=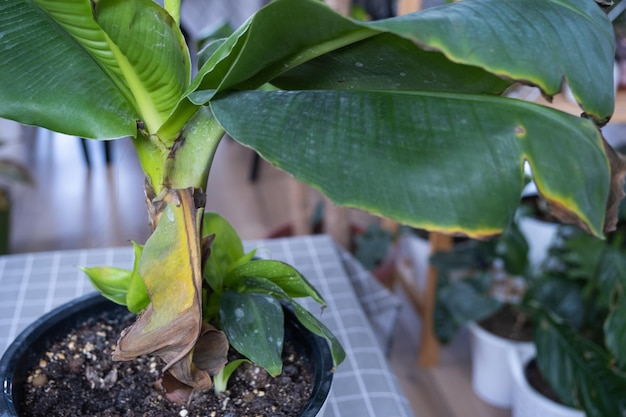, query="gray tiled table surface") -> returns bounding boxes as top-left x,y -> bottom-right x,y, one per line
0,234 -> 414,417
